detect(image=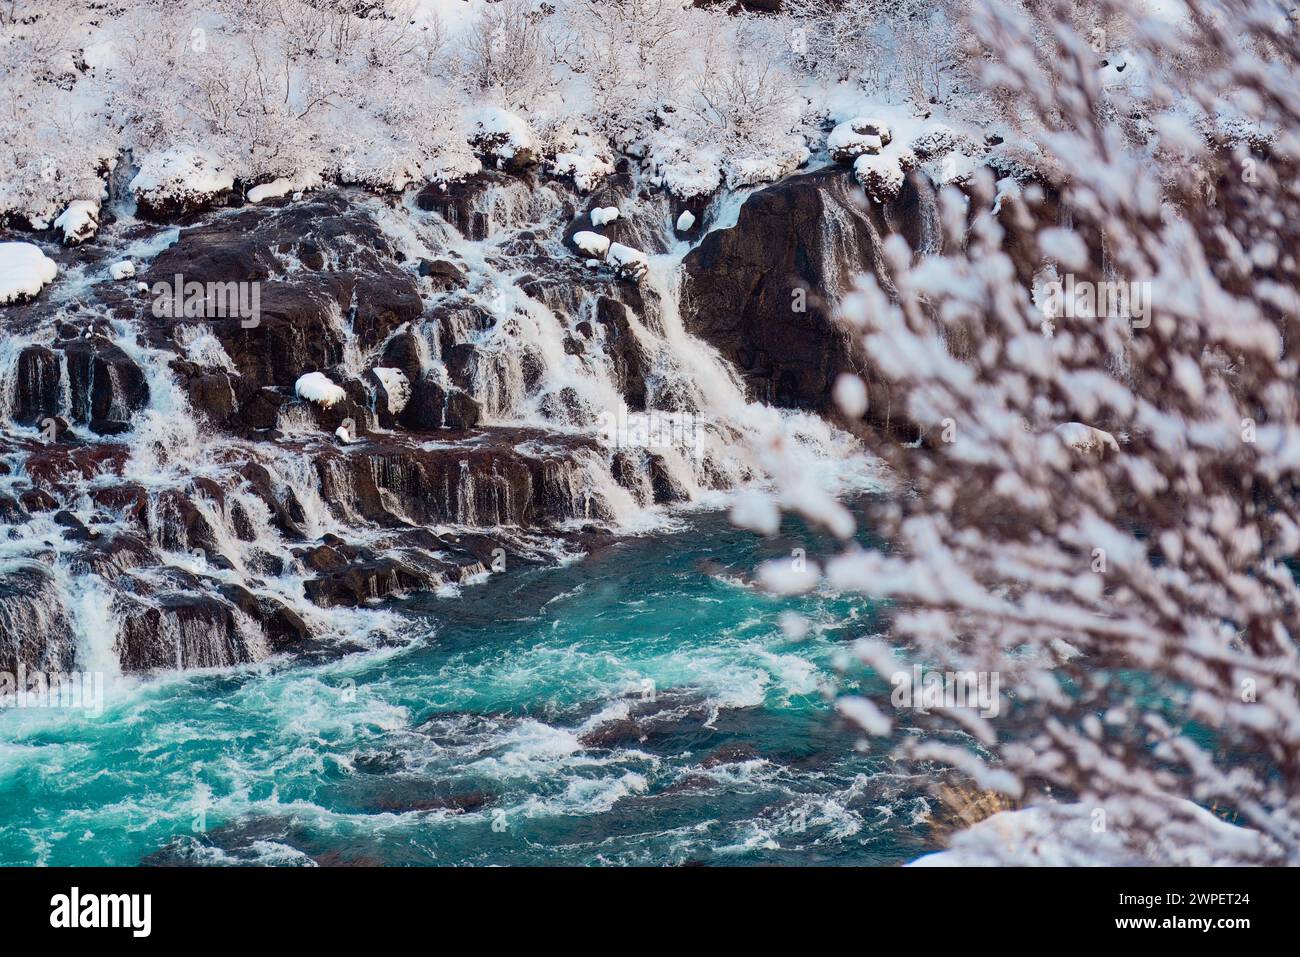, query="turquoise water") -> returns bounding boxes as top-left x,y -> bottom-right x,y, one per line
0,509 -> 938,866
